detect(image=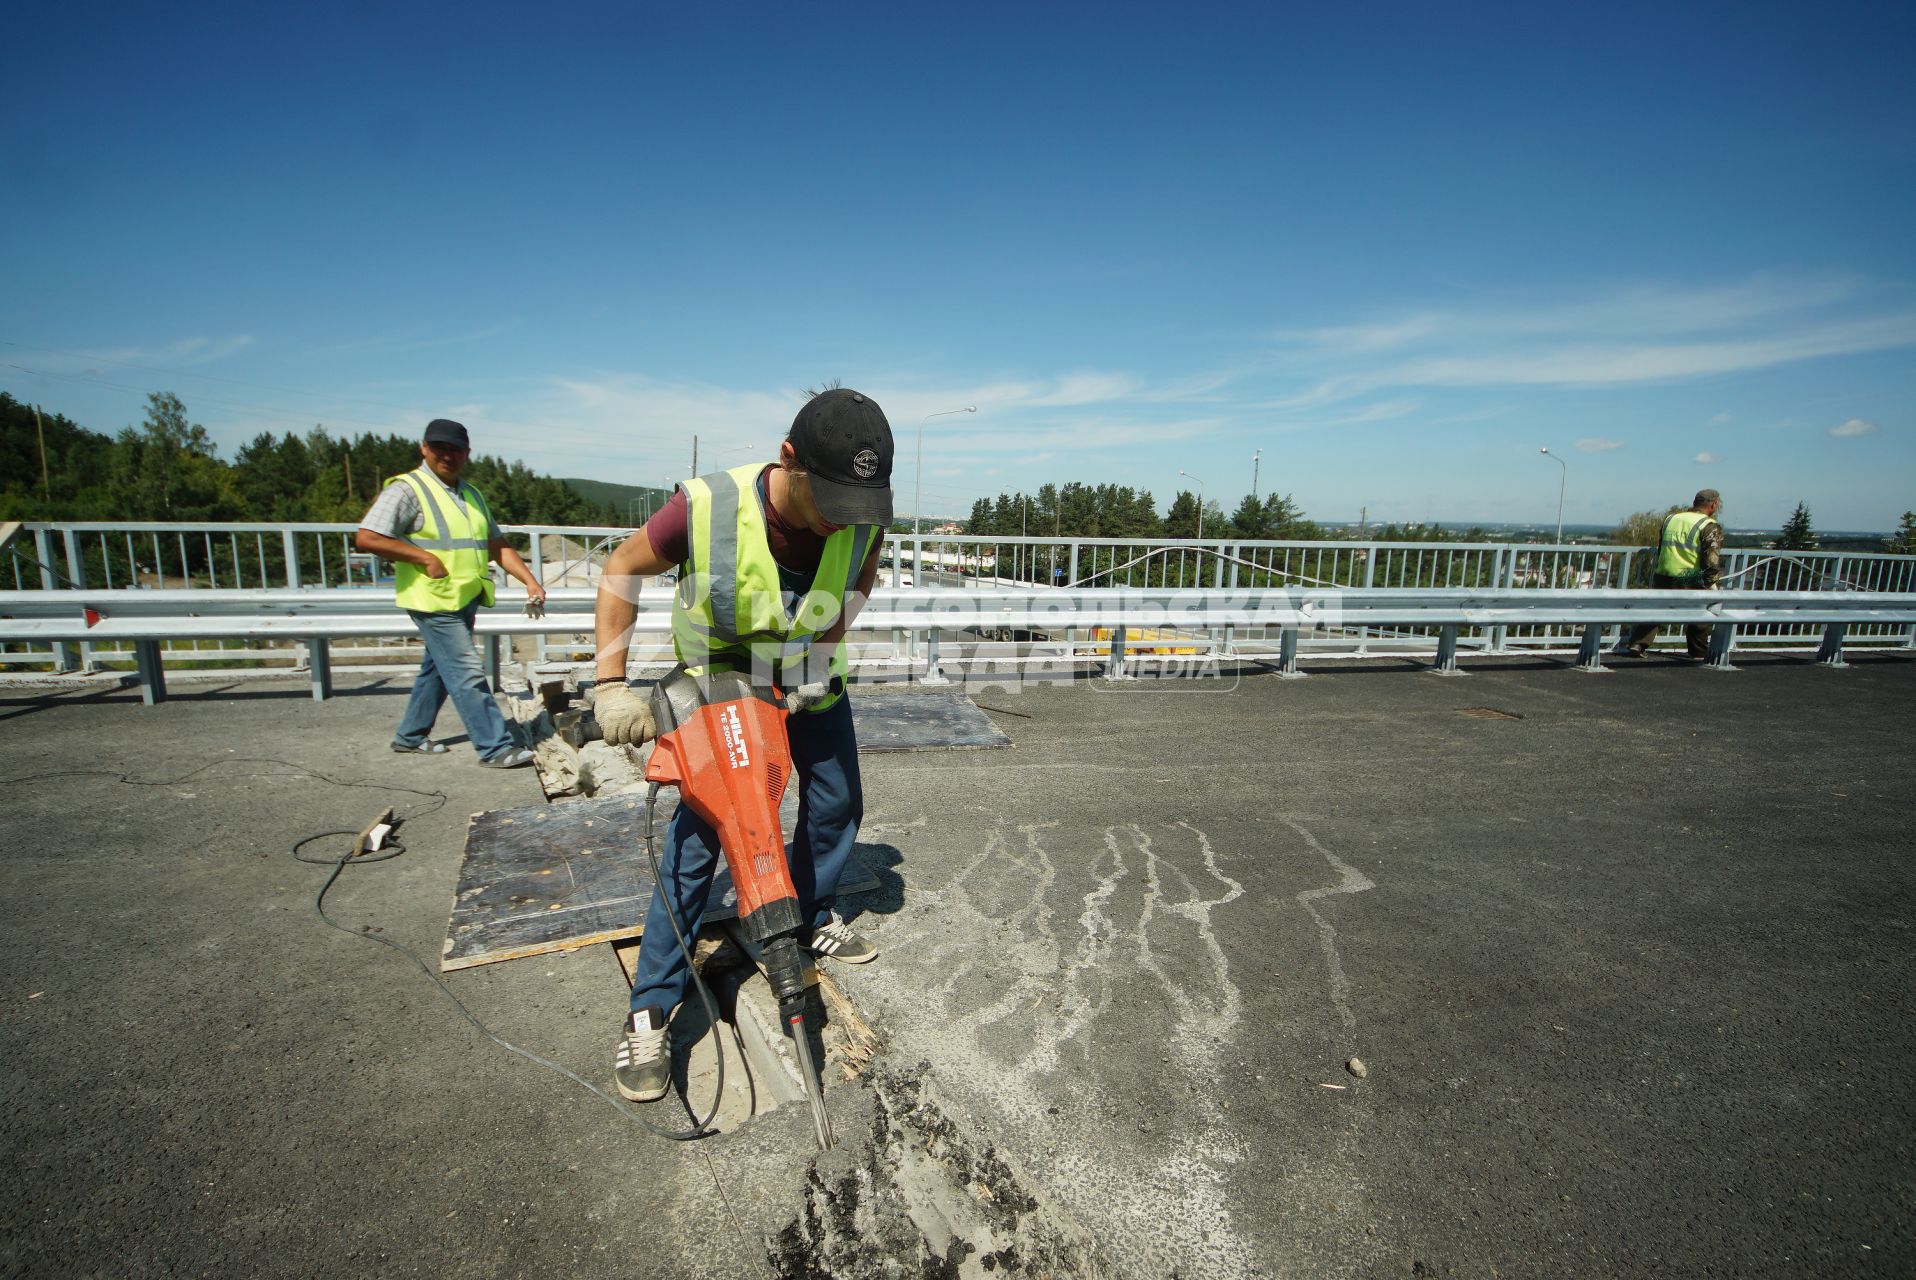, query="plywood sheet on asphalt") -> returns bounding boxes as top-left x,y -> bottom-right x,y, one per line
443,690 -> 1006,970
849,688 -> 1013,752
443,790 -> 882,971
